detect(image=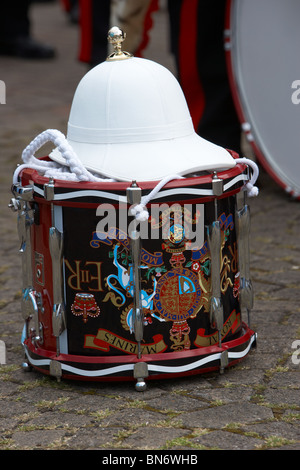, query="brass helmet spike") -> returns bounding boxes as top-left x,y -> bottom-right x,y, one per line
106,26 -> 133,61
